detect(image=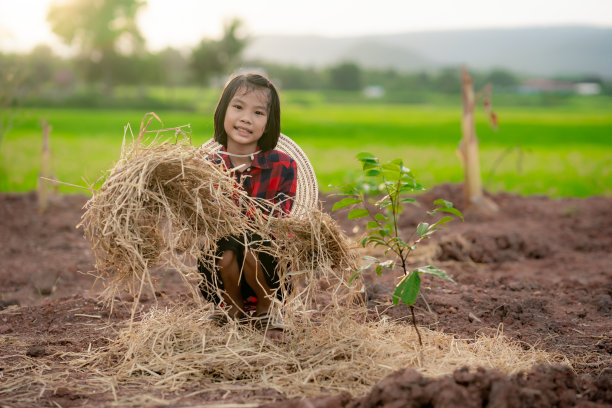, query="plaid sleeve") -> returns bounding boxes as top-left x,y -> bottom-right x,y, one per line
276,159 -> 297,215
